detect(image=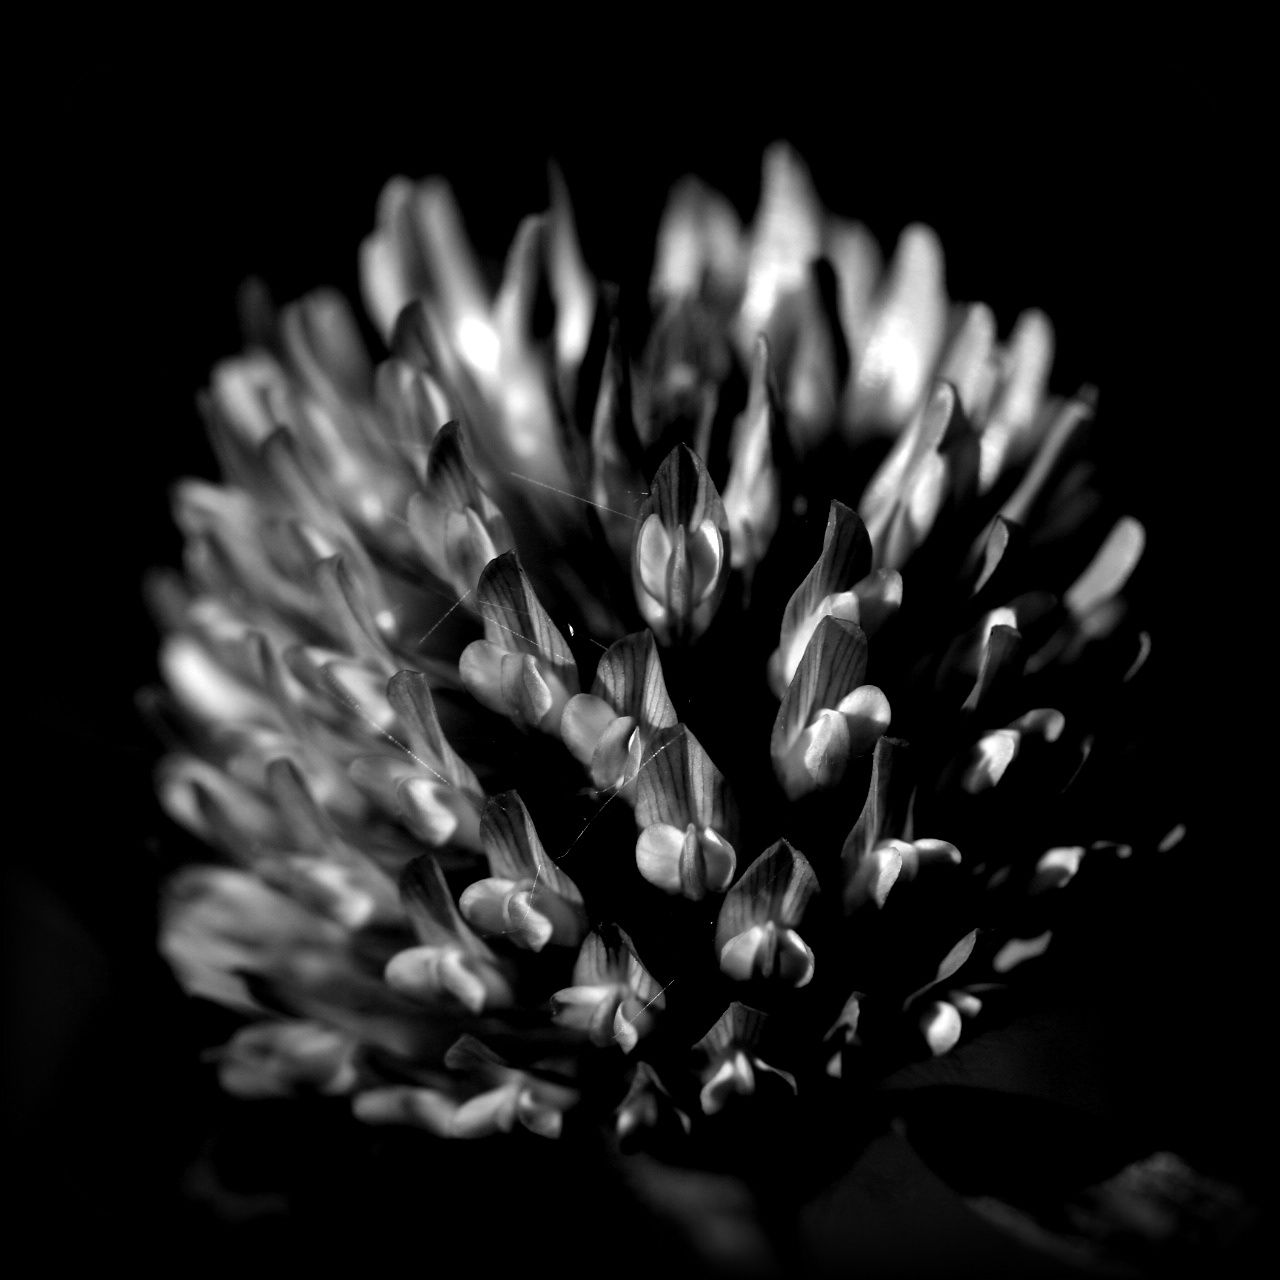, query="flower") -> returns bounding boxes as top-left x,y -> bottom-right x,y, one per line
152,142 -> 1157,1164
